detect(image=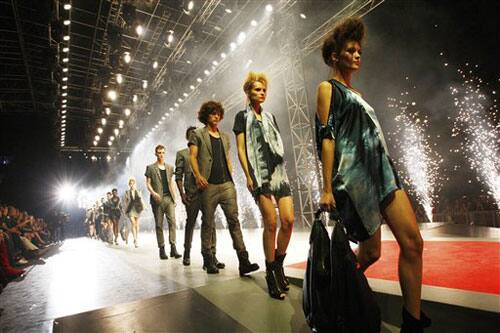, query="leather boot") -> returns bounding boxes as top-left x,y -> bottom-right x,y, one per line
265,261 -> 285,300
237,251 -> 259,276
0,242 -> 24,277
170,244 -> 182,259
213,254 -> 225,269
202,253 -> 219,274
183,250 -> 190,266
159,246 -> 168,260
401,307 -> 431,333
275,251 -> 289,291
